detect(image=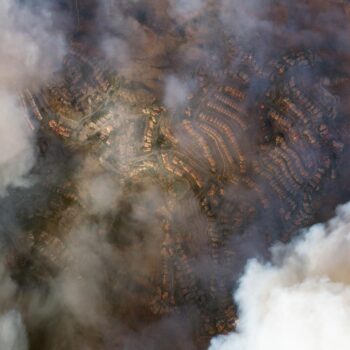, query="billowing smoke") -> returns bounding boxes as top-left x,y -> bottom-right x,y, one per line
210,201 -> 350,350
0,258 -> 27,350
0,0 -> 67,347
101,36 -> 131,70
78,170 -> 121,216
0,310 -> 28,350
163,76 -> 192,112
0,92 -> 34,196
0,1 -> 349,349
220,0 -> 271,37
0,1 -> 66,87
168,0 -> 205,20
0,0 -> 66,196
